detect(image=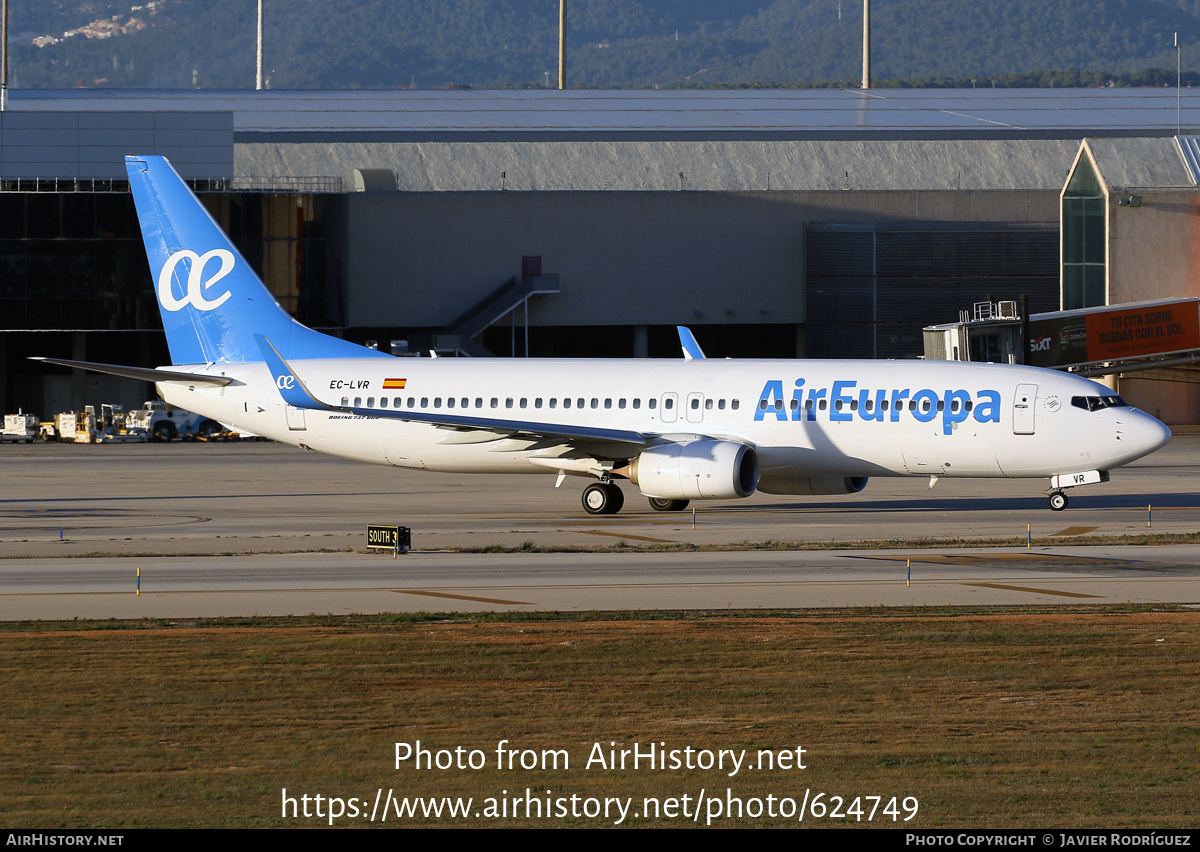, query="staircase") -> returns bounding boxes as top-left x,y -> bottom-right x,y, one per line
439,273 -> 560,356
